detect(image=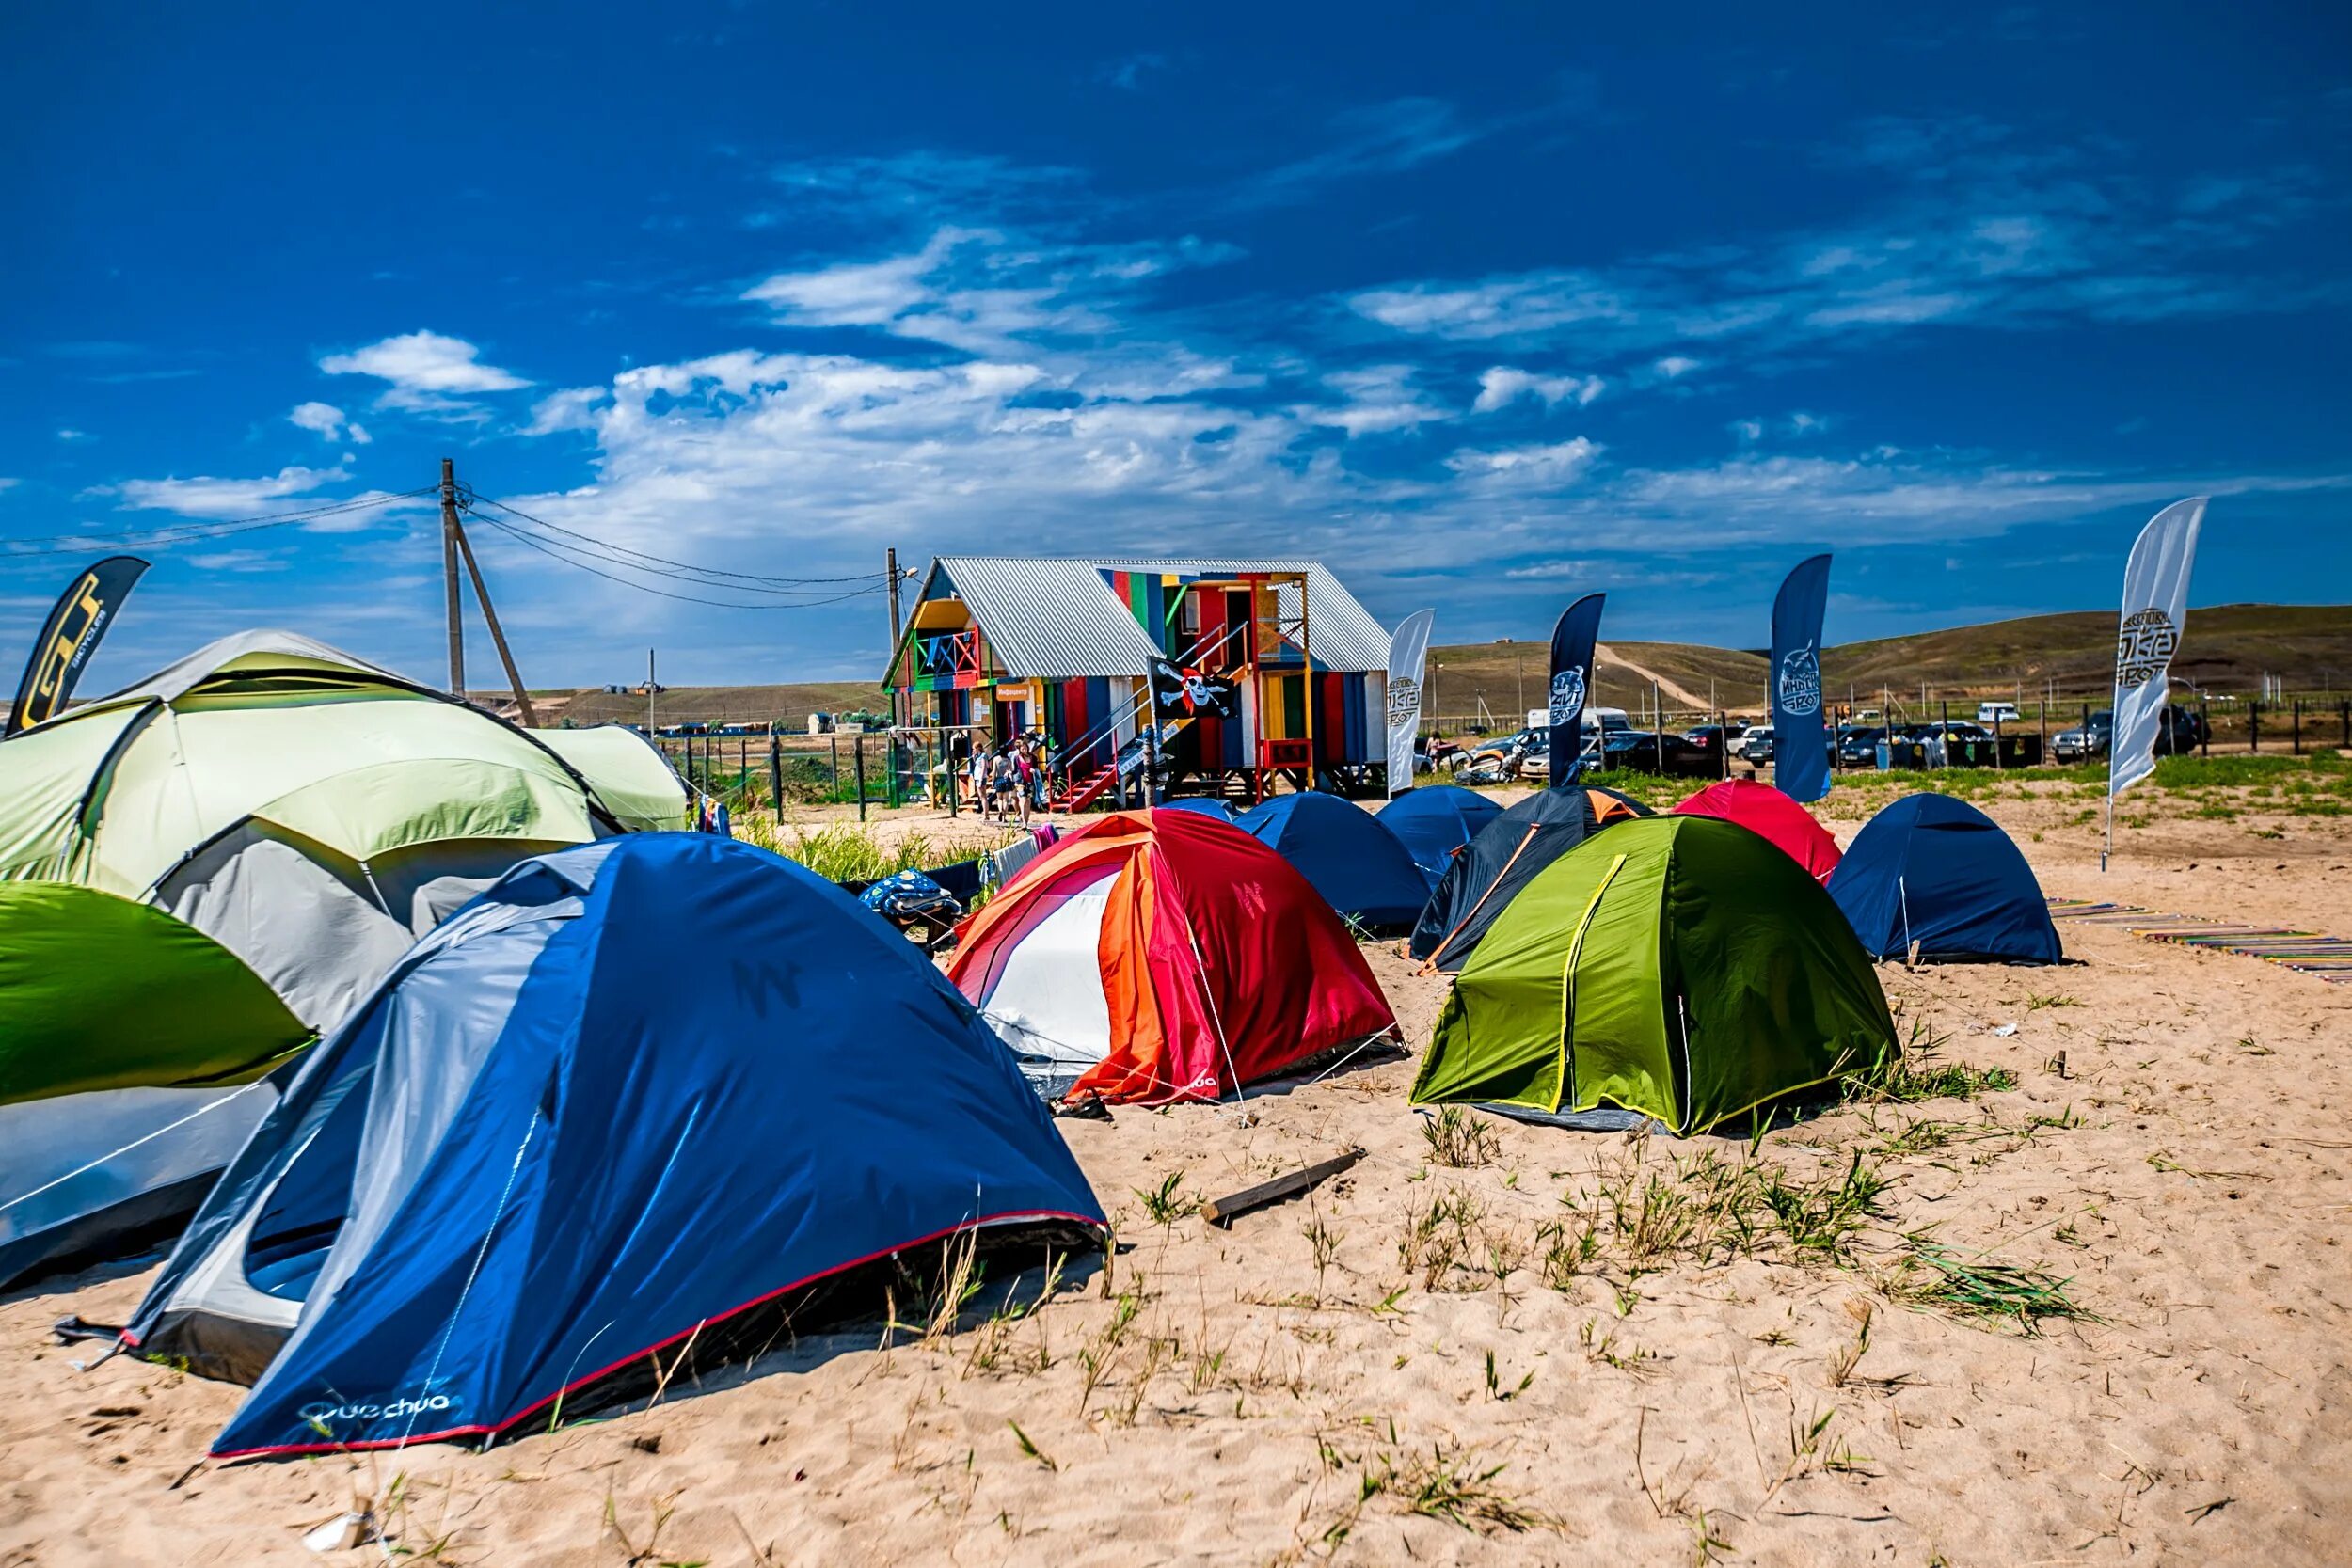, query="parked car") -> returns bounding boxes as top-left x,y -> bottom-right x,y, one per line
2054,705 -> 2205,762
1681,724 -> 1745,767
1834,725 -> 1887,767
1596,729 -> 1711,776
1739,726 -> 1775,765
1976,702 -> 2022,726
